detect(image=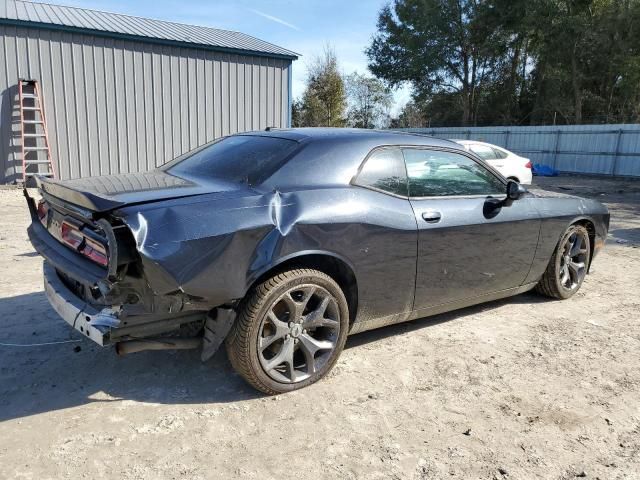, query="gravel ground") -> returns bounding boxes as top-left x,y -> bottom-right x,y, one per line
0,175 -> 639,479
